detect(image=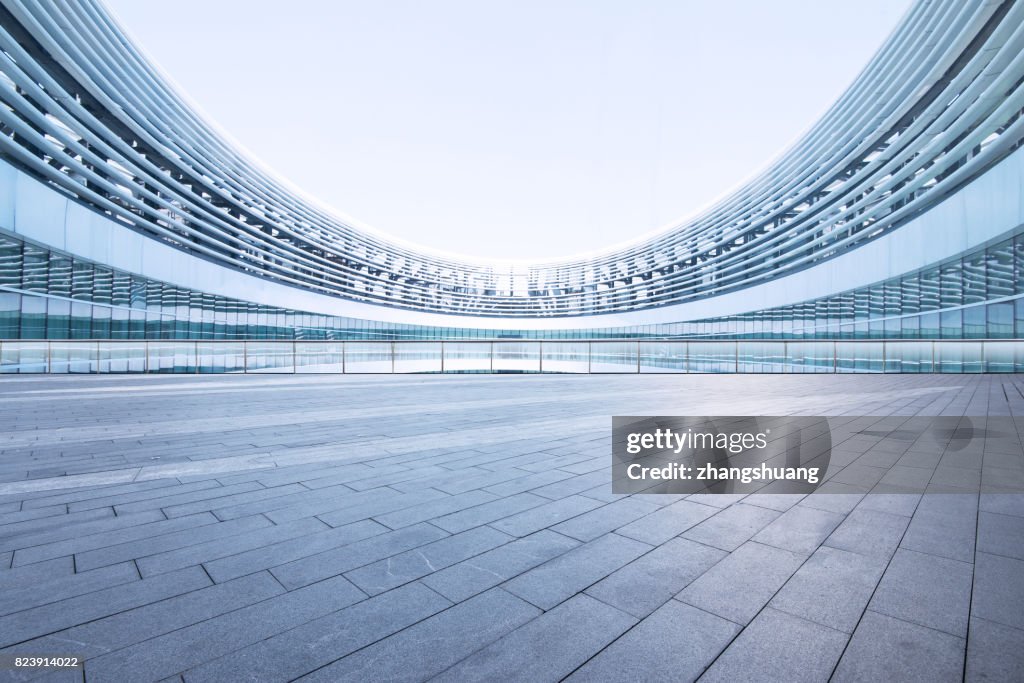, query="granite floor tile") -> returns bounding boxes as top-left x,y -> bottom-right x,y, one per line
503,532 -> 651,610
833,610 -> 965,682
343,526 -> 511,595
585,537 -> 725,619
700,607 -> 847,683
296,588 -> 540,683
965,615 -> 1024,682
868,548 -> 974,637
422,530 -> 580,603
432,594 -> 635,683
681,503 -> 781,552
769,545 -> 888,633
566,600 -> 739,683
676,541 -> 805,625
181,582 -> 452,683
